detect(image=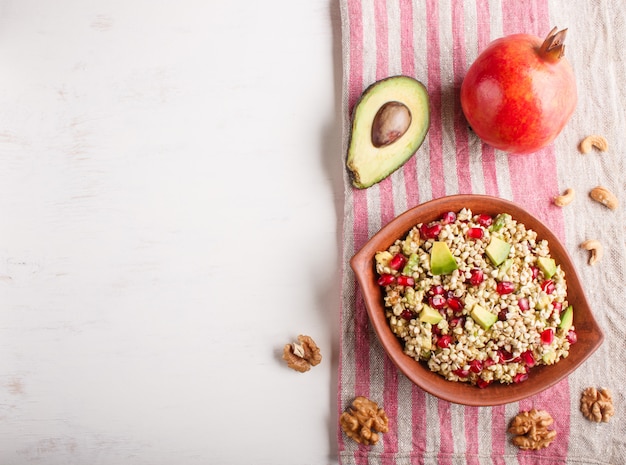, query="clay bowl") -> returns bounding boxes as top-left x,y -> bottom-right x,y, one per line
350,194 -> 604,406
